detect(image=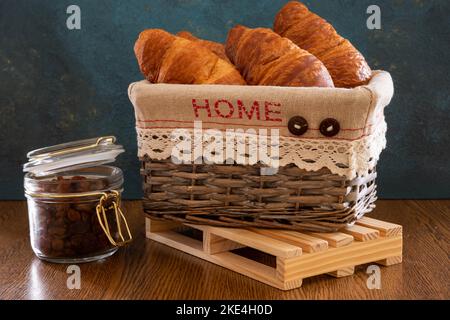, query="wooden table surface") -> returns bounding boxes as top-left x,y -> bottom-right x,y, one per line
0,200 -> 448,300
